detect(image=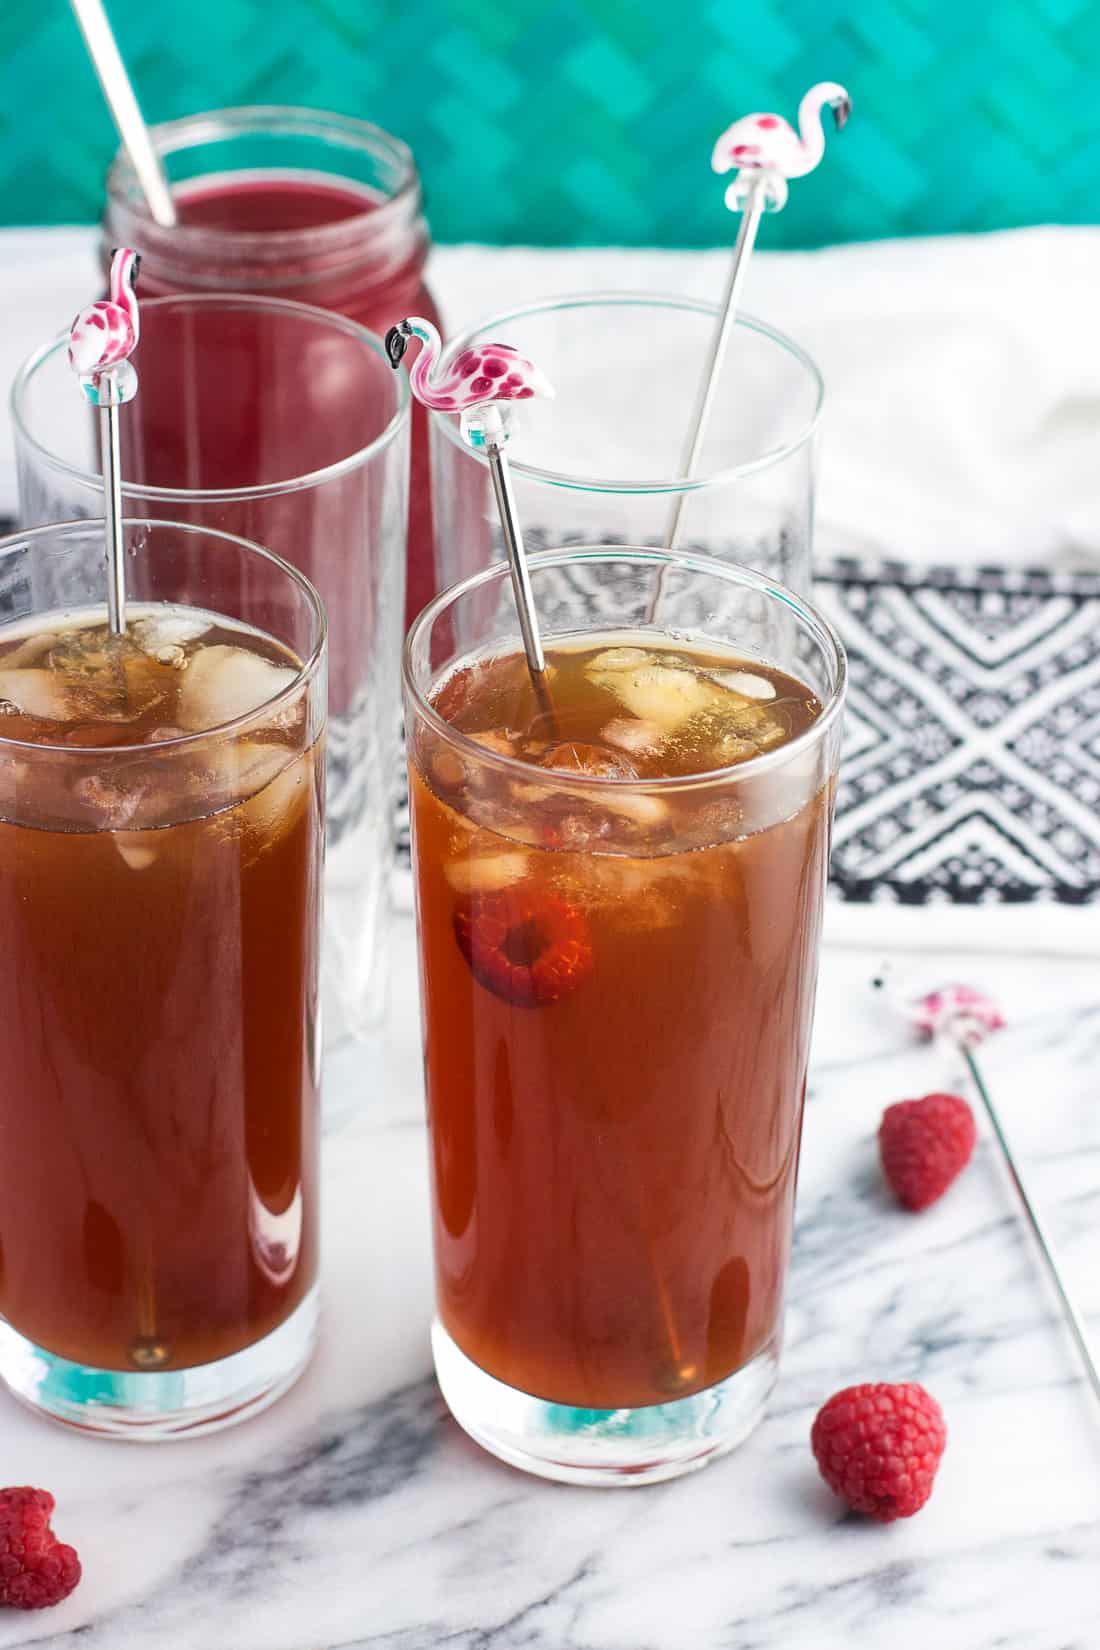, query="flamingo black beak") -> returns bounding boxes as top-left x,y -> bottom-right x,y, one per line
130,252 -> 142,287
385,322 -> 411,369
831,94 -> 851,132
